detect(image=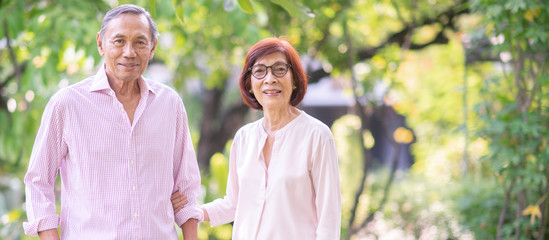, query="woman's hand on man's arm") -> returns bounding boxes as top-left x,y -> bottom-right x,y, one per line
171,191 -> 188,213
